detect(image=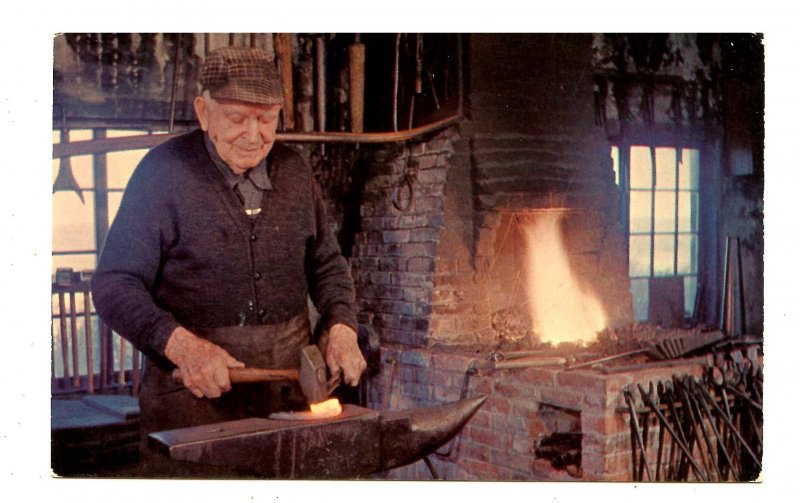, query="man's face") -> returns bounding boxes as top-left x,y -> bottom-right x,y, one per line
194,94 -> 281,174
